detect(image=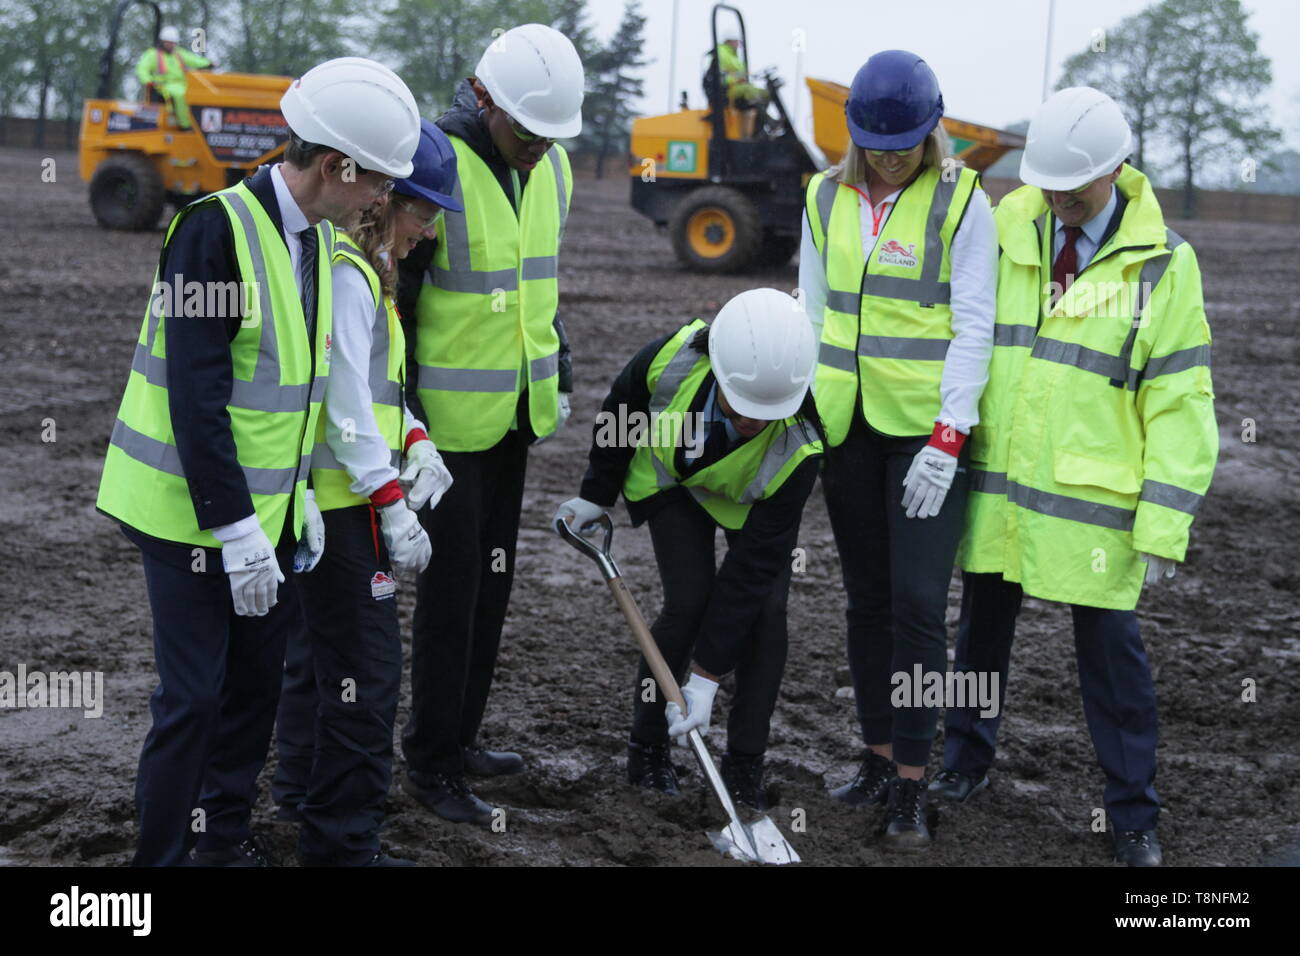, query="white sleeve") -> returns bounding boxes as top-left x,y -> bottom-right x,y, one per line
797,211 -> 827,345
324,260 -> 401,498
938,187 -> 997,435
402,403 -> 426,443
